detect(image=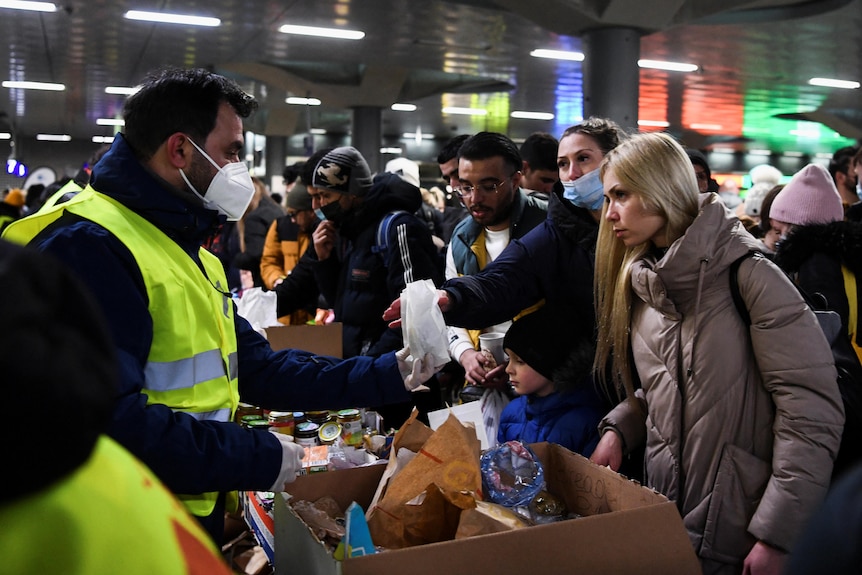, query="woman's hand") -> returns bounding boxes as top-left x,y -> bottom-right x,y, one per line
590,429 -> 624,471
